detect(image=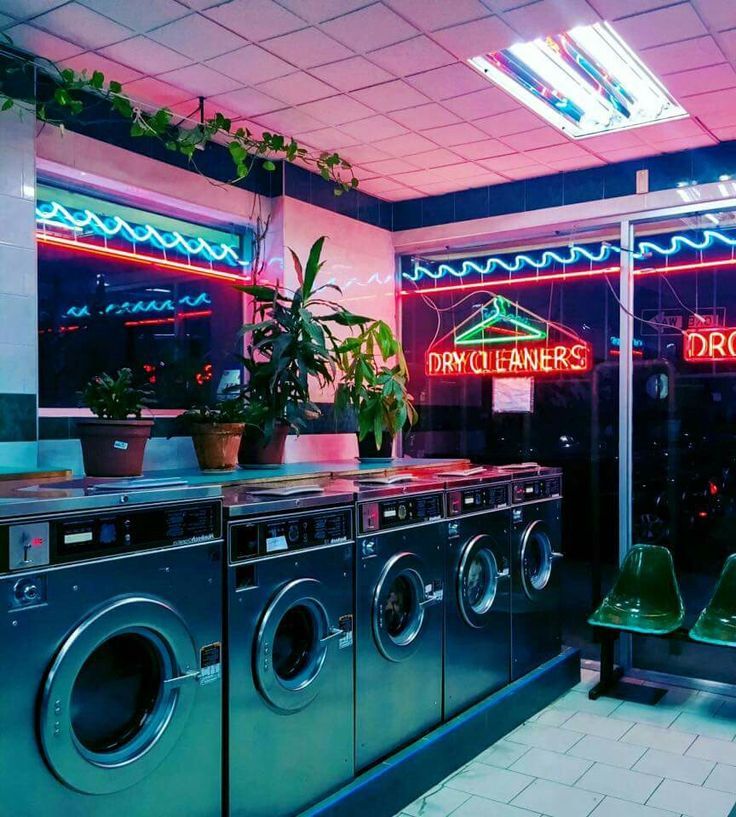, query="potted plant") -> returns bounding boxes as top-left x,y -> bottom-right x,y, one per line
179,397 -> 247,472
78,368 -> 154,477
236,236 -> 367,465
335,320 -> 418,460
